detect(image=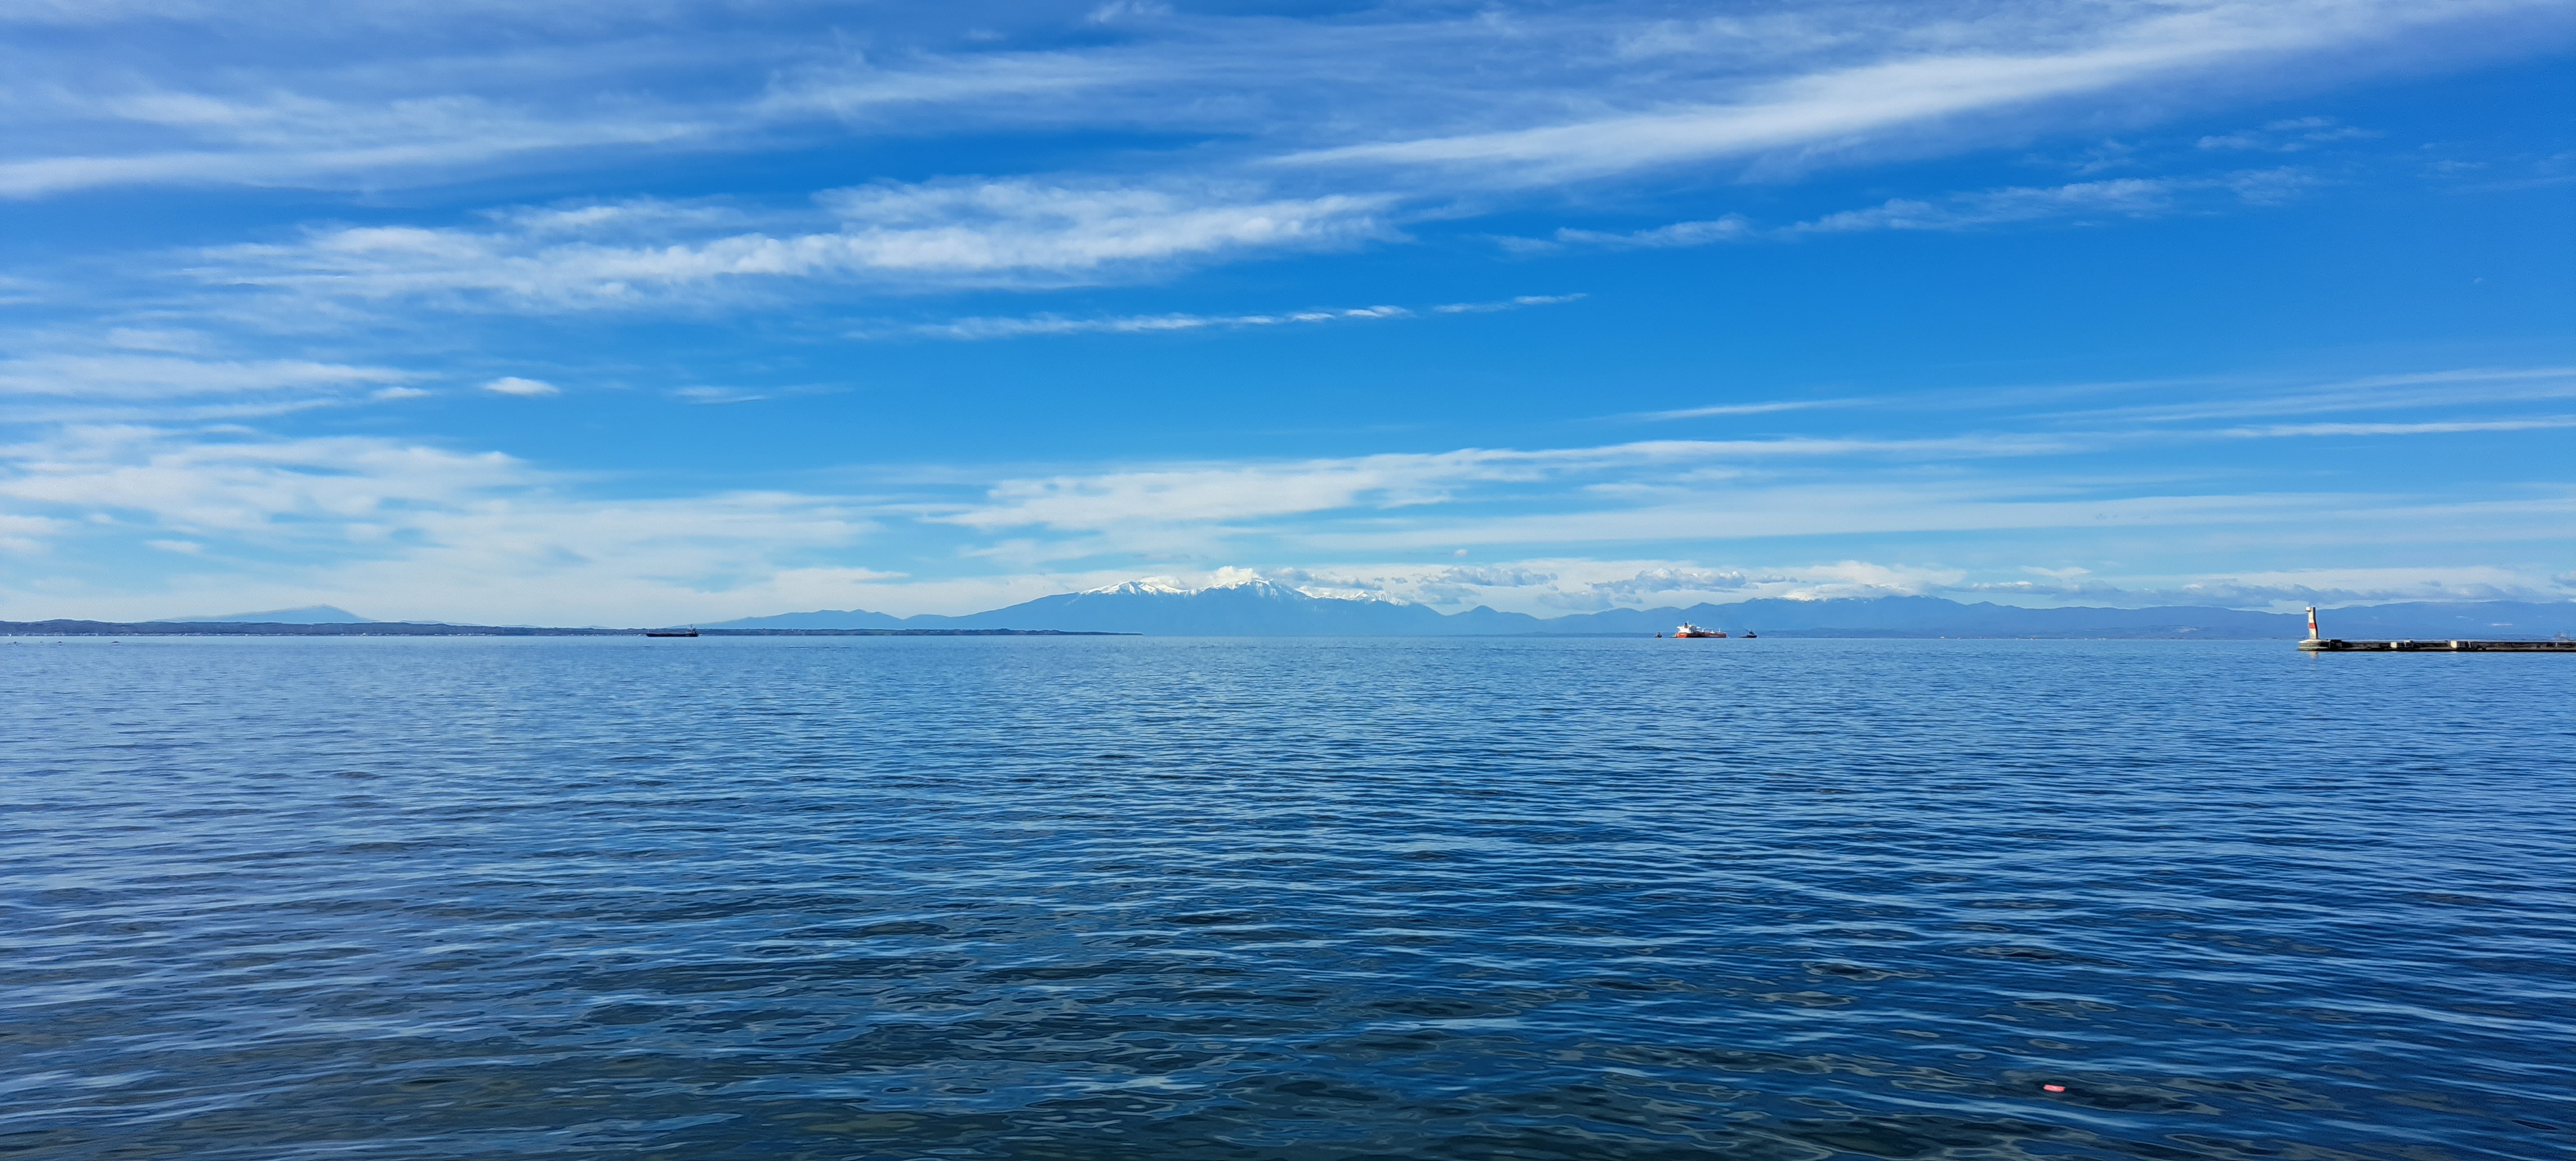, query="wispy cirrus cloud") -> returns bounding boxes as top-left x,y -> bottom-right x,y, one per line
198,181 -> 1395,308
0,97 -> 712,200
934,410 -> 2567,540
0,349 -> 421,408
1432,294 -> 1585,314
1515,172 -> 2310,252
4,0 -> 2550,206
2217,416 -> 2576,438
0,353 -> 413,400
2059,367 -> 2576,423
0,326 -> 445,423
2198,115 -> 2379,152
882,293 -> 1580,342
12,0 -> 2541,354
1588,369 -> 2576,466
899,304 -> 1409,342
1636,398 -> 1864,422
1285,0 -> 2545,184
